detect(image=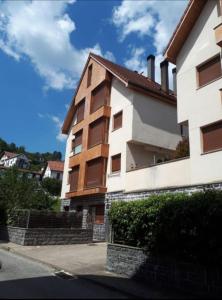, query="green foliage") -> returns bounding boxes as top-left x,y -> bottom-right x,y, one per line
0,137 -> 62,171
0,167 -> 57,217
42,177 -> 62,196
109,190 -> 222,266
174,137 -> 190,159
